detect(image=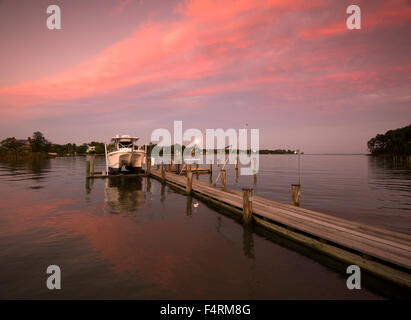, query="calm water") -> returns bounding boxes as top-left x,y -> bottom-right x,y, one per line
0,155 -> 410,299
